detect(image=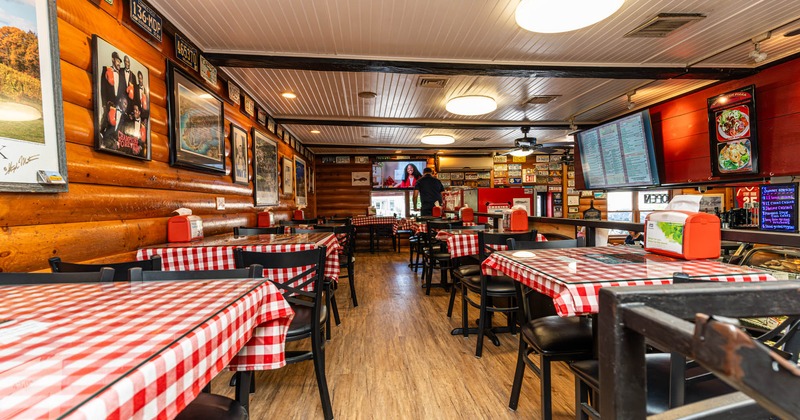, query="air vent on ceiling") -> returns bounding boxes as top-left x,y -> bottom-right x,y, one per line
624,13 -> 706,38
524,95 -> 560,105
470,137 -> 488,142
418,77 -> 448,88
